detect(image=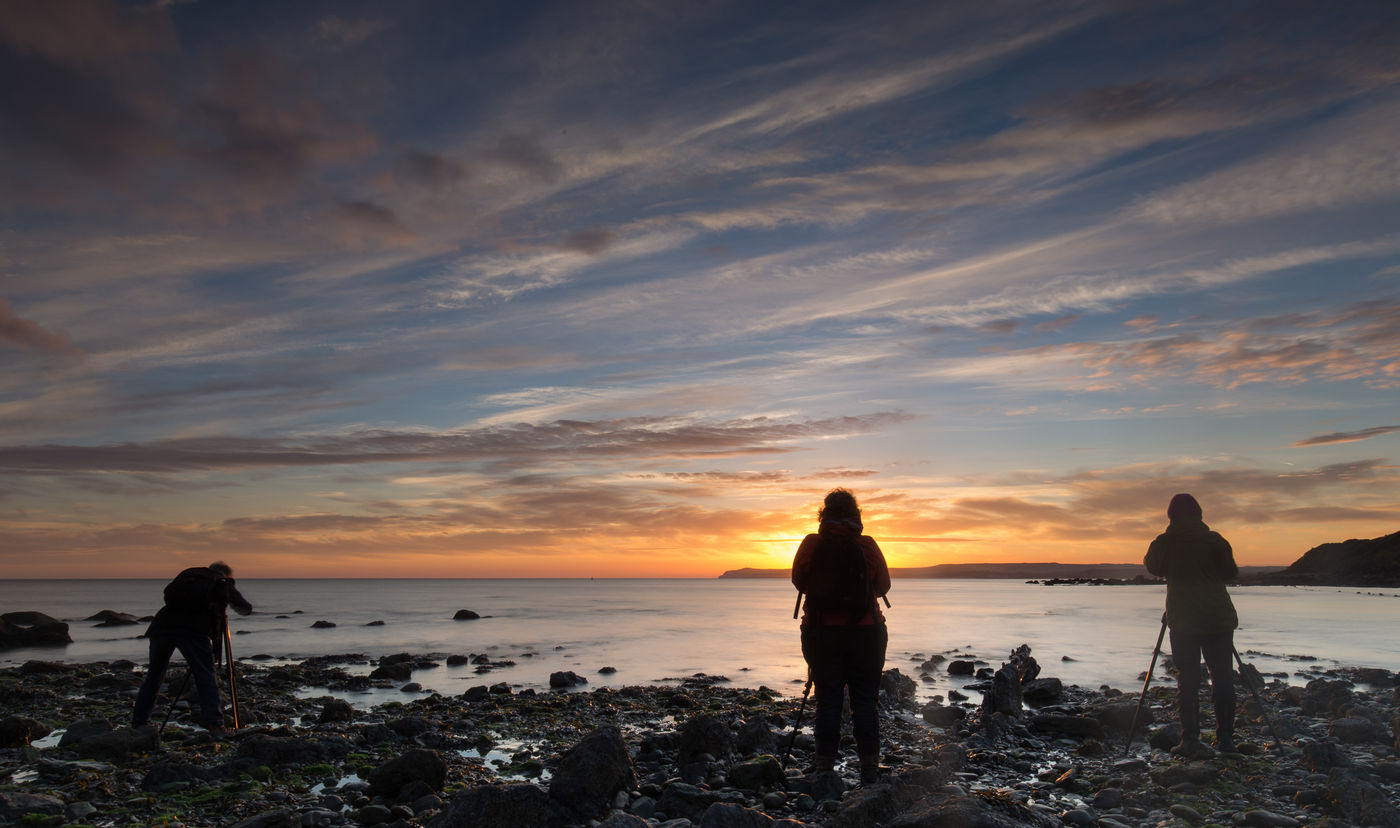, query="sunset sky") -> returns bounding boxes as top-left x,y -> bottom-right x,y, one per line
1,1 -> 1397,579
